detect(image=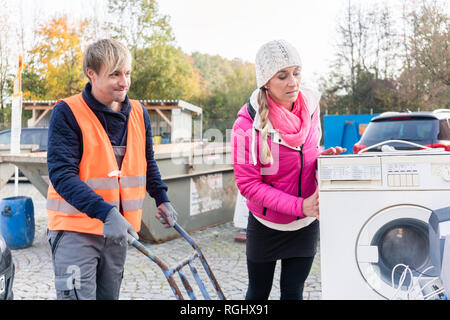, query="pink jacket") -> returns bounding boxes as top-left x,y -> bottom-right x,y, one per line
231,87 -> 322,224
